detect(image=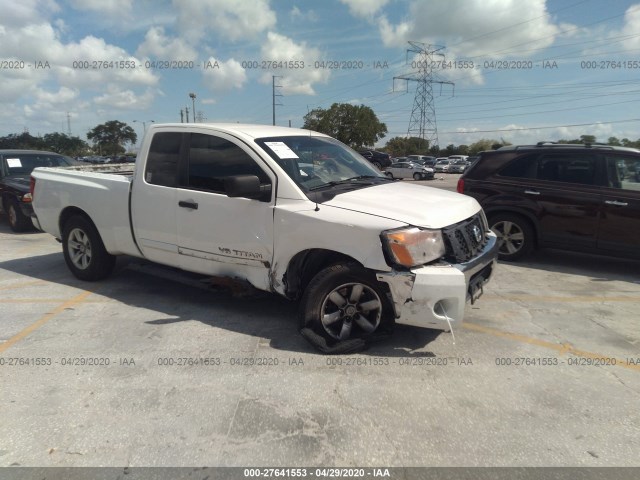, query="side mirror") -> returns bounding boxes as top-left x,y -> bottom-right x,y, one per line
225,175 -> 271,200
